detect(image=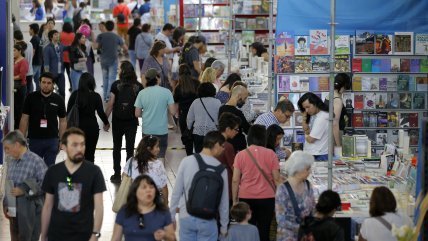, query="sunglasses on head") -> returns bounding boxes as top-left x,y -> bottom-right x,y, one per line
139,214 -> 145,229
